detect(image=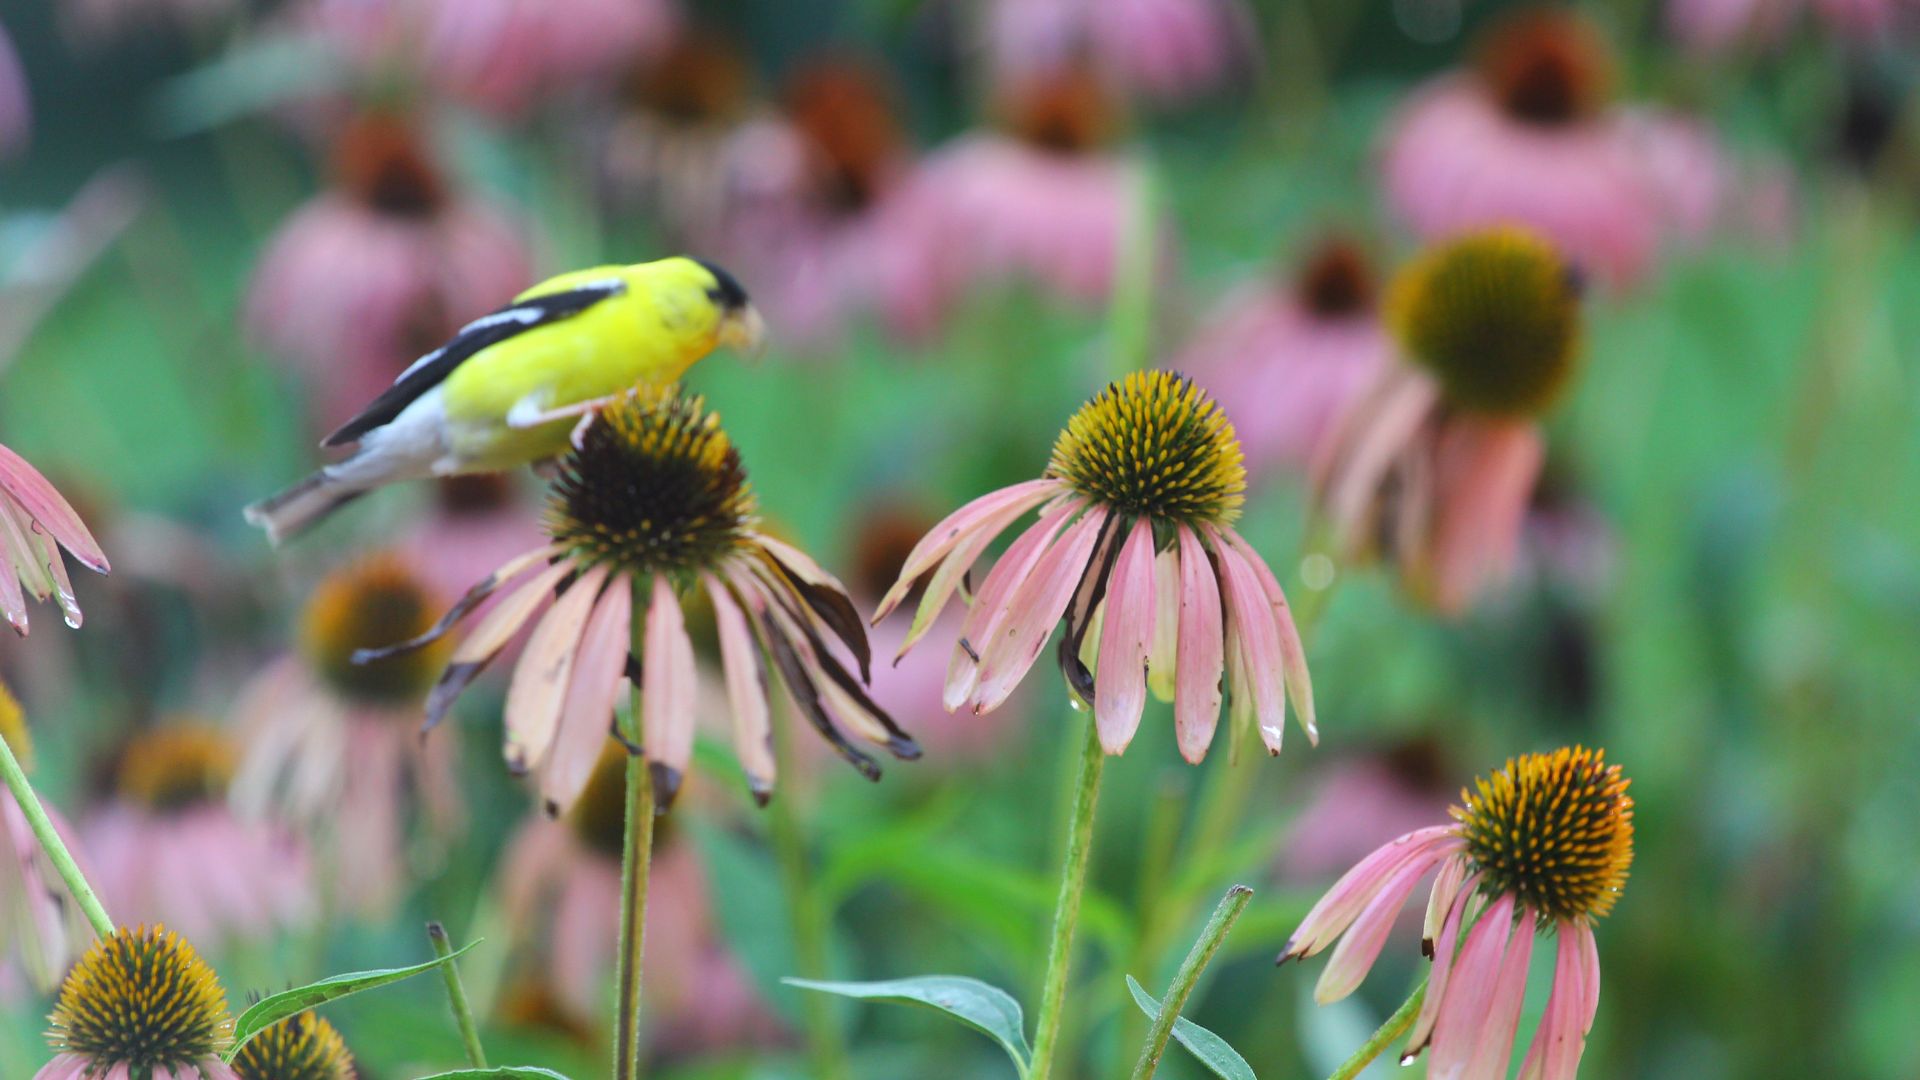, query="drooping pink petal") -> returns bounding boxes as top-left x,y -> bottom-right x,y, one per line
1420,416 -> 1543,614
1517,922 -> 1595,1080
1093,517 -> 1156,754
944,497 -> 1083,708
1312,366 -> 1438,544
1282,826 -> 1460,961
34,526 -> 83,629
873,478 -> 1064,621
0,517 -> 29,633
1218,527 -> 1316,742
1146,543 -> 1180,703
1461,913 -> 1536,1080
1406,872 -> 1483,1061
643,575 -> 699,798
1429,892 -> 1518,1080
1172,525 -> 1224,763
1423,853 -> 1470,953
542,575 -> 634,813
966,508 -> 1106,713
707,573 -> 774,800
1210,530 -> 1286,755
1313,843 -> 1449,1003
0,443 -> 108,572
503,565 -> 609,776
